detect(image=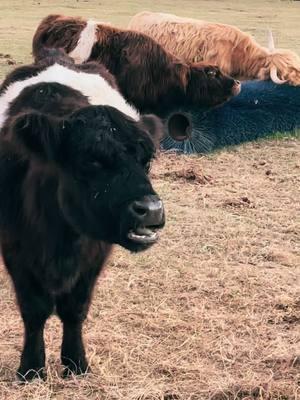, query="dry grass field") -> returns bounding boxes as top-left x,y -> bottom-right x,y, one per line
0,1 -> 299,399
